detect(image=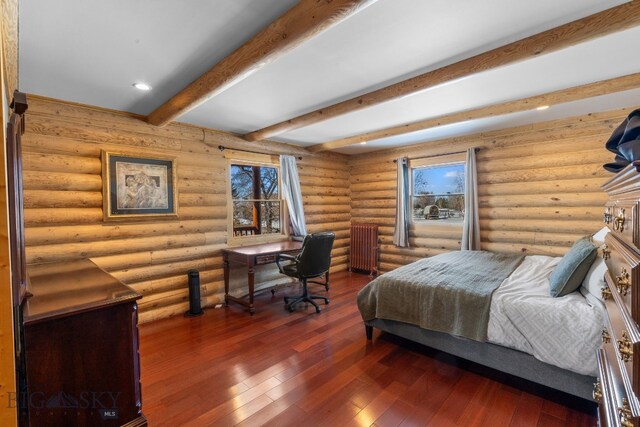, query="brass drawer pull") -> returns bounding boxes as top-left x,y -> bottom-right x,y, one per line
593,378 -> 603,401
602,244 -> 611,261
617,330 -> 633,363
604,207 -> 612,225
602,286 -> 612,301
619,398 -> 634,427
602,328 -> 611,344
614,208 -> 626,232
616,267 -> 631,296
